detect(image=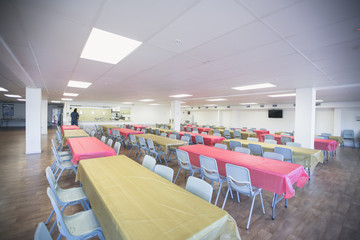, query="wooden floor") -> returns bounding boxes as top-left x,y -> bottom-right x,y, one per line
0,128 -> 359,240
